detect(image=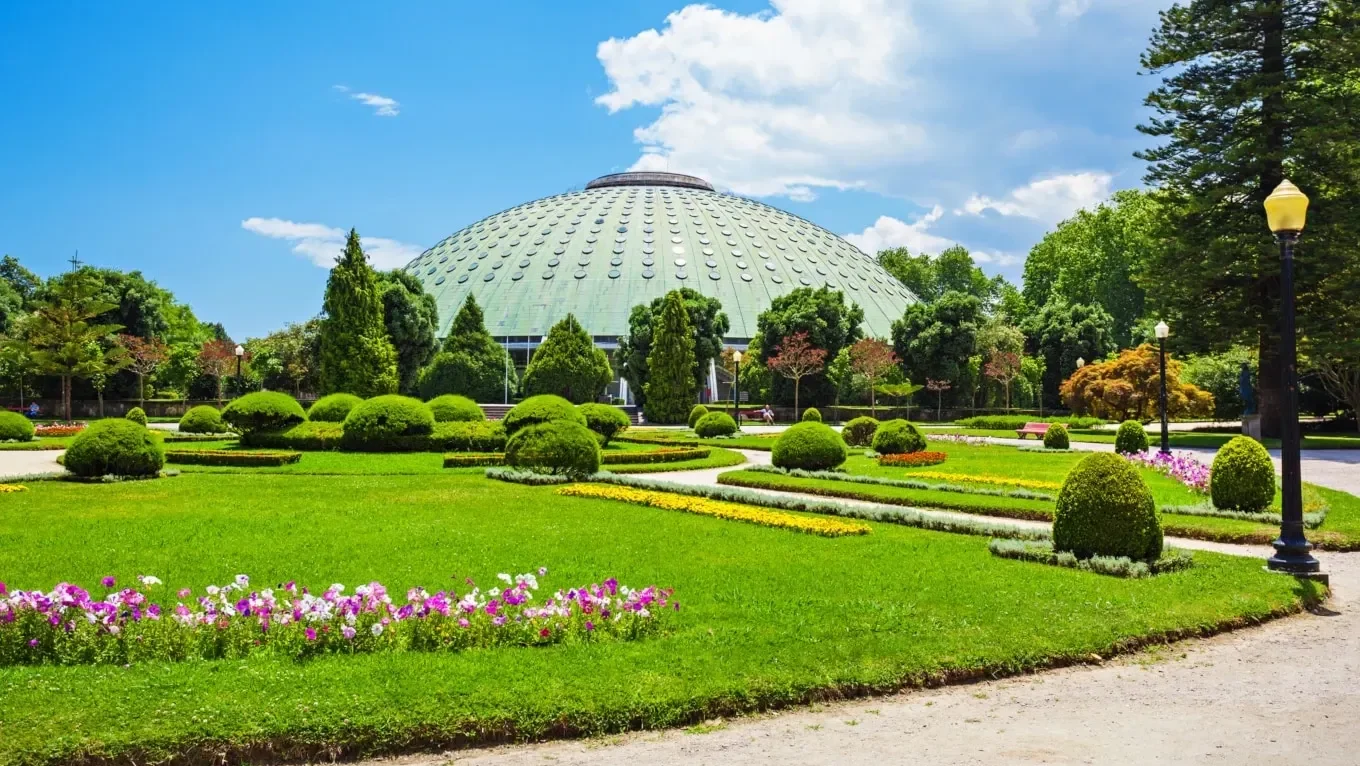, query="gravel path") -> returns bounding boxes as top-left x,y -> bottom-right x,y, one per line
0,449 -> 64,479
